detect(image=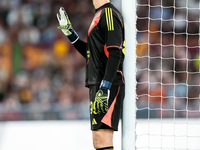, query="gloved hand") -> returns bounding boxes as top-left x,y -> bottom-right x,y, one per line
57,7 -> 79,43
93,80 -> 112,114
